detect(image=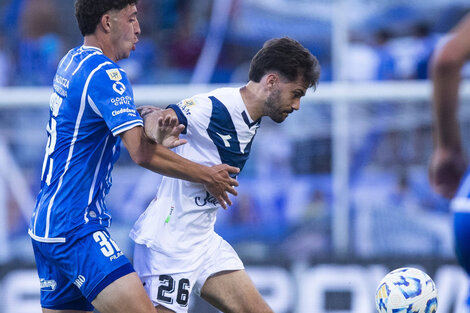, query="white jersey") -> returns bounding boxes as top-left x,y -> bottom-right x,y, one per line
130,87 -> 260,271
